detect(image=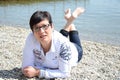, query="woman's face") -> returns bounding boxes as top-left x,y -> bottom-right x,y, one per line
33,19 -> 53,44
